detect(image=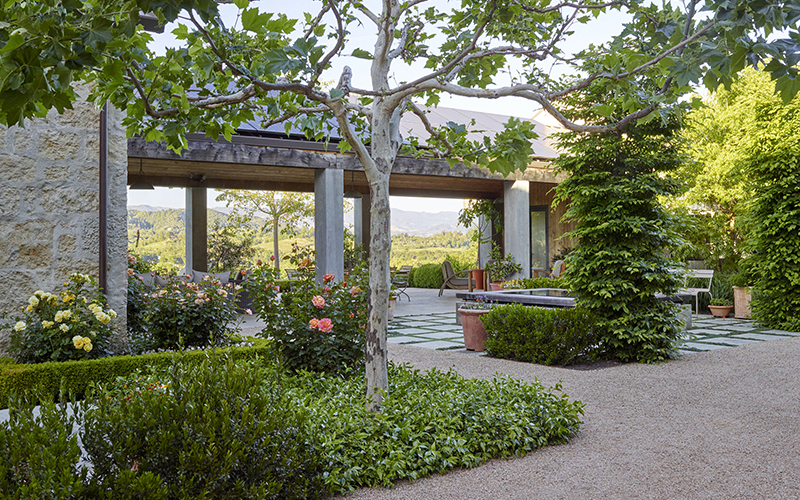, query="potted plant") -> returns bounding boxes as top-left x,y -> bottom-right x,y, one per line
483,246 -> 523,290
458,297 -> 498,351
708,298 -> 734,318
730,272 -> 753,319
